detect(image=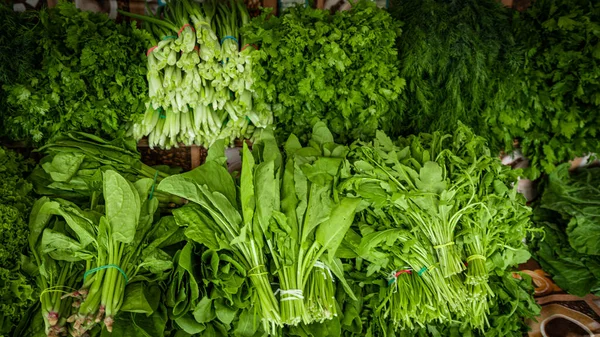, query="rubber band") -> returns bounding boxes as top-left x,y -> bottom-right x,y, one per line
177,24 -> 195,36
275,289 -> 304,301
417,267 -> 428,276
162,35 -> 177,41
314,260 -> 334,280
83,264 -> 128,284
148,170 -> 159,200
387,268 -> 412,285
146,46 -> 158,56
241,43 -> 259,51
247,264 -> 266,277
221,35 -> 238,45
39,287 -> 75,300
466,254 -> 486,262
433,241 -> 455,249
